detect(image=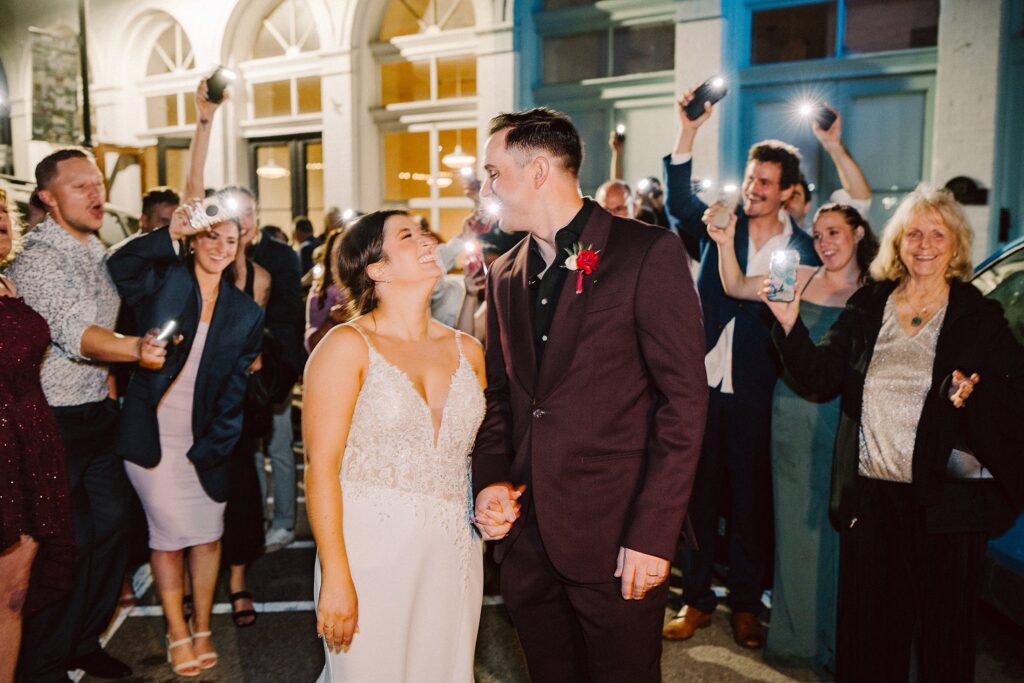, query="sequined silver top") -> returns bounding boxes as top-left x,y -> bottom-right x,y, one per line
6,217 -> 121,407
858,295 -> 947,482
